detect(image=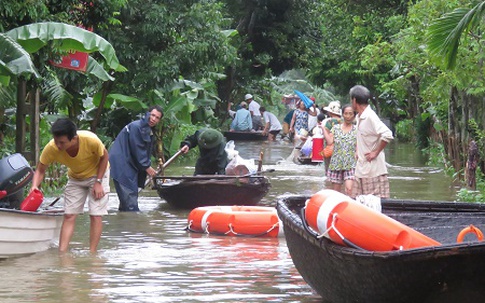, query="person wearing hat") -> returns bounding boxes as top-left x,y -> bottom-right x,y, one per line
320,101 -> 342,170
180,128 -> 228,175
230,101 -> 252,131
245,94 -> 263,131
